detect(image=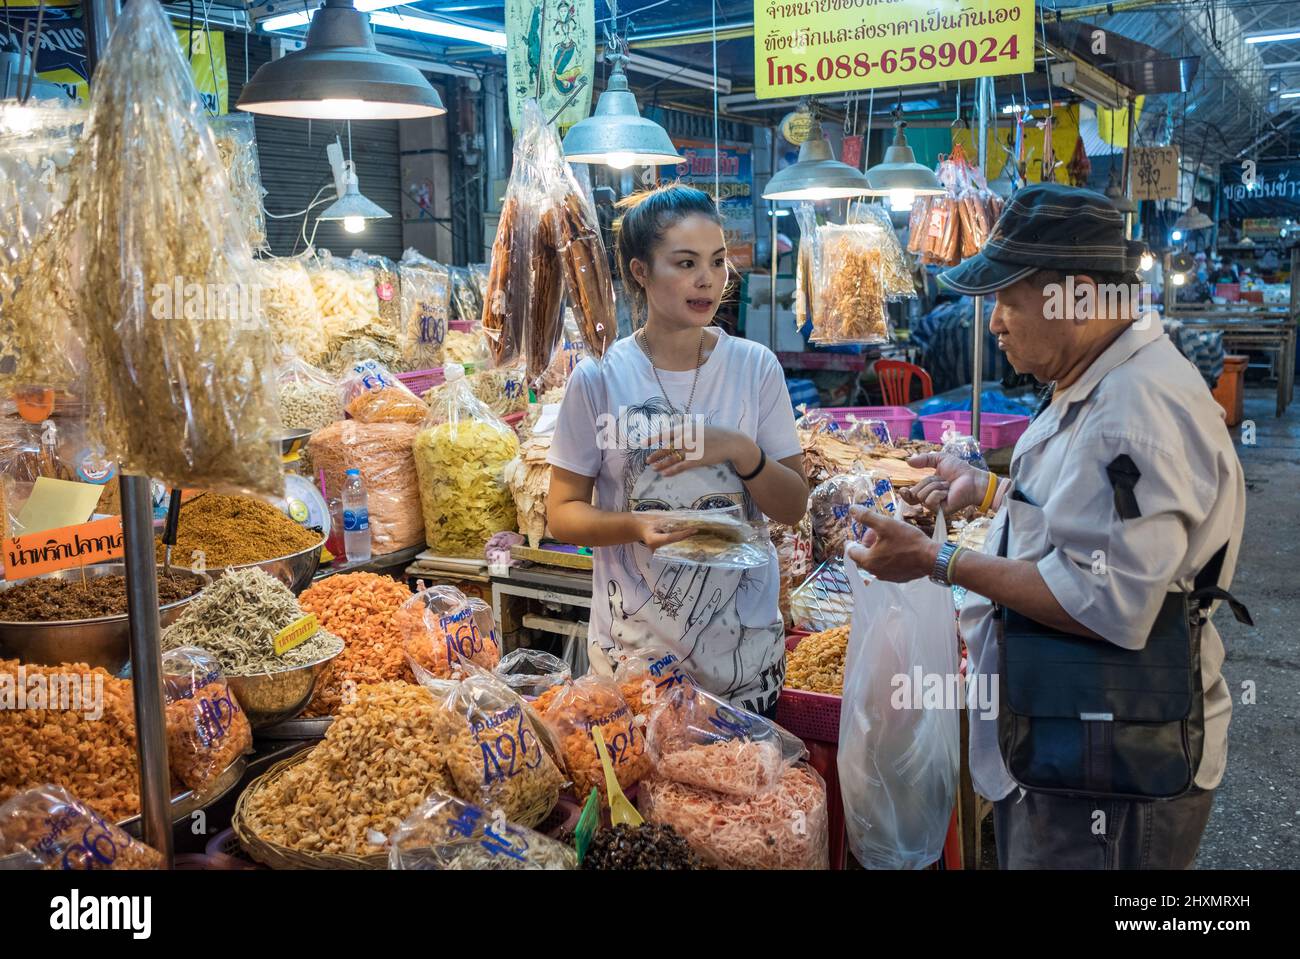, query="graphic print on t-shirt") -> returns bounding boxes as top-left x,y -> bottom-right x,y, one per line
605,396 -> 778,704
